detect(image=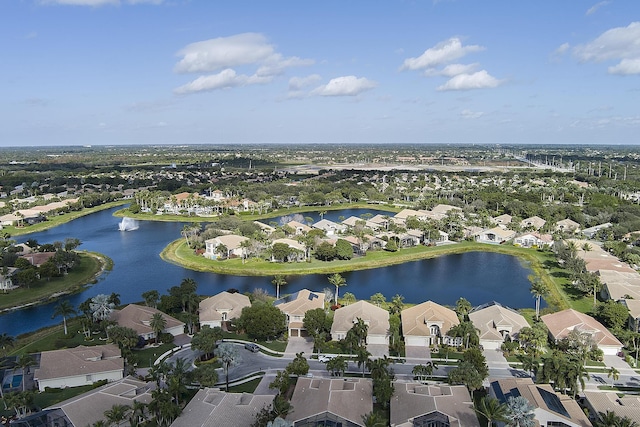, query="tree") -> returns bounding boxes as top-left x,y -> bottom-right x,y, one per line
108,292 -> 121,306
314,241 -> 337,261
52,300 -> 76,335
412,361 -> 438,382
239,303 -> 287,341
355,345 -> 371,377
0,333 -> 14,356
455,297 -> 472,320
15,354 -> 35,391
384,238 -> 398,252
286,352 -> 309,377
506,396 -> 536,427
594,410 -> 639,427
142,290 -> 160,308
328,273 -> 347,303
597,300 -> 629,330
191,325 -> 223,360
90,294 -> 115,322
104,404 -> 131,427
269,370 -> 291,396
192,364 -> 219,387
389,294 -> 404,316
217,342 -> 241,391
335,239 -> 354,260
607,366 -> 620,387
342,292 -> 356,306
370,292 -> 386,307
326,356 -> 348,377
149,312 -> 167,344
271,243 -> 292,262
475,396 -> 509,427
303,308 -> 331,353
361,411 -> 386,427
448,361 -> 484,391
530,278 -> 548,320
272,275 -> 287,299
449,321 -> 479,349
